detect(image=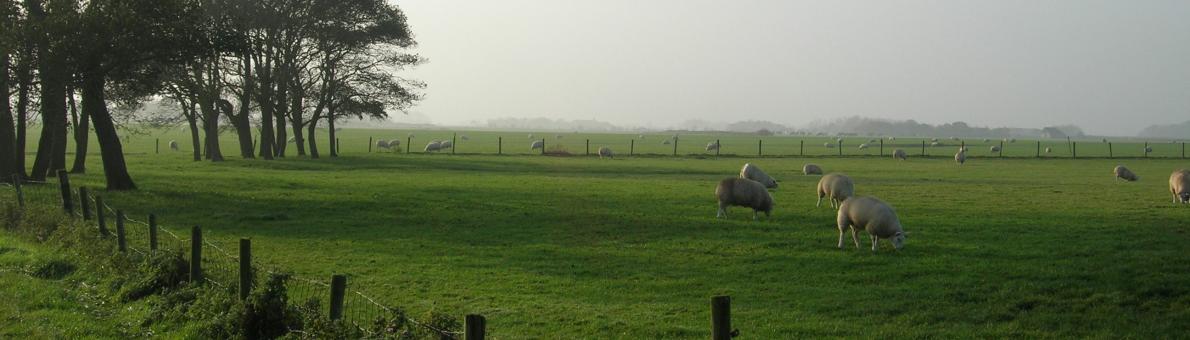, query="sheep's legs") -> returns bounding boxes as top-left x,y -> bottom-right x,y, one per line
850,228 -> 860,249
871,236 -> 879,251
752,211 -> 758,221
816,196 -> 823,207
837,228 -> 845,249
716,205 -> 727,219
